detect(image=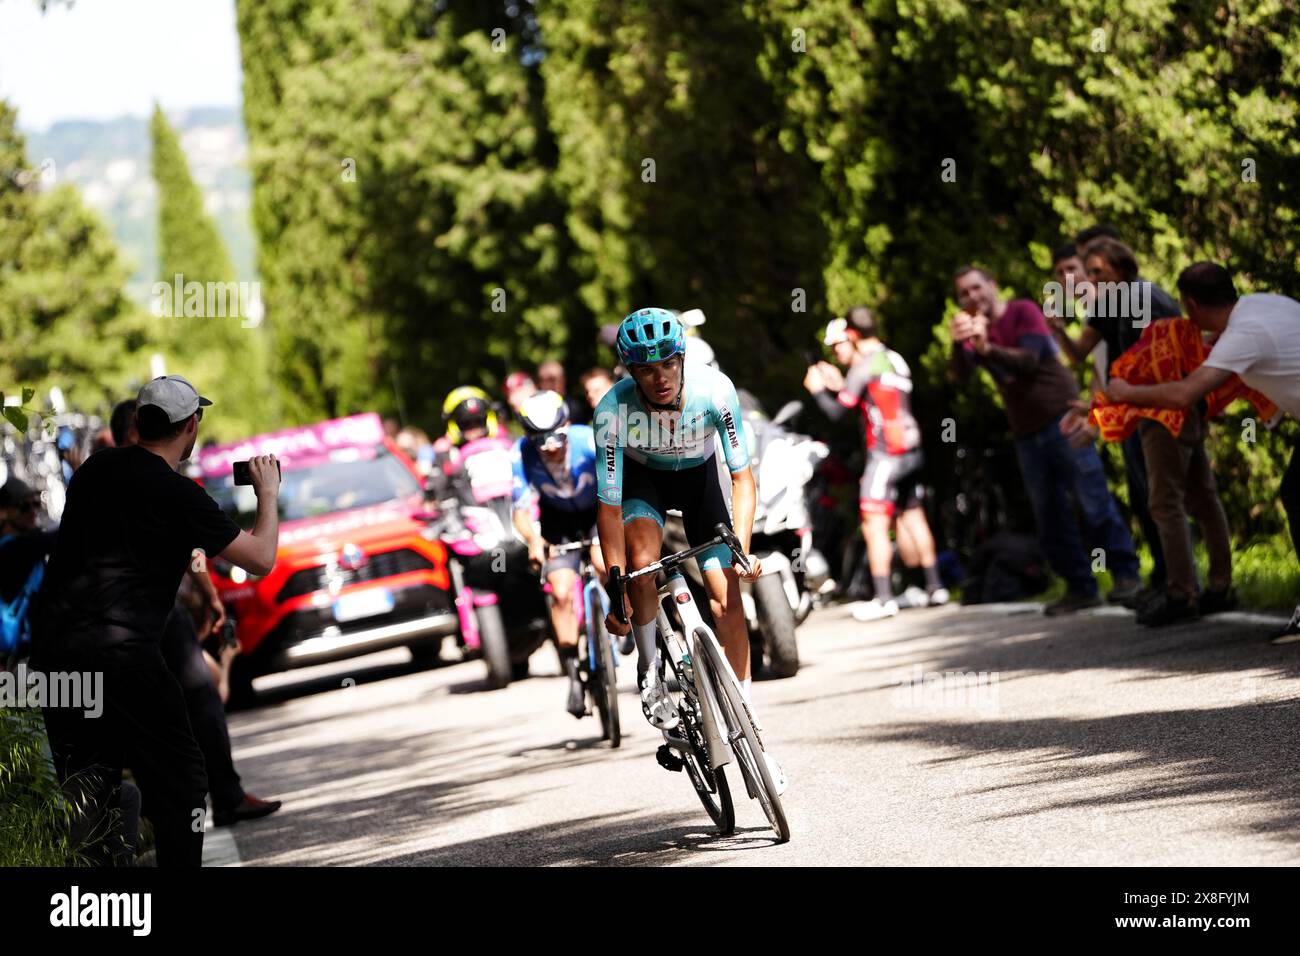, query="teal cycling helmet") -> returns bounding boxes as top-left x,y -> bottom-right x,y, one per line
615,307 -> 685,367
